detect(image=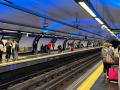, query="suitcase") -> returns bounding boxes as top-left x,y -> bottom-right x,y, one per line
108,66 -> 118,81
